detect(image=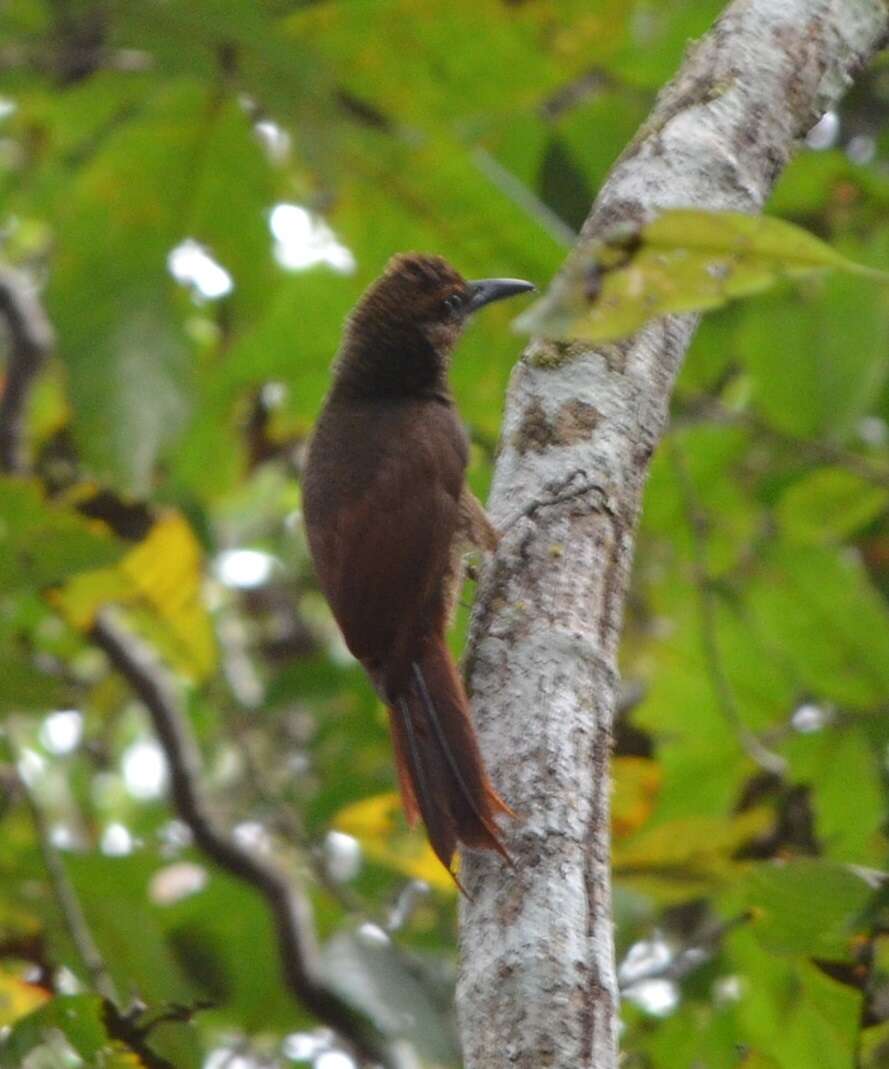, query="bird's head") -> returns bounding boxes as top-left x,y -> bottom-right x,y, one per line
336,253 -> 534,398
